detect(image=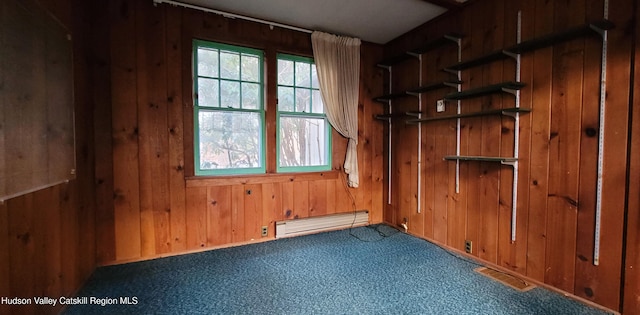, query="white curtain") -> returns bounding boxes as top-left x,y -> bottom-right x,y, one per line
311,31 -> 361,188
